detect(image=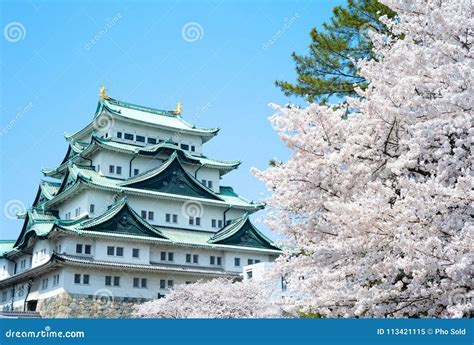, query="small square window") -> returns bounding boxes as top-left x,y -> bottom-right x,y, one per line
116,247 -> 124,257
189,217 -> 194,225
89,204 -> 95,213
83,274 -> 90,285
109,165 -> 115,174
160,252 -> 166,261
105,276 -> 112,286
116,166 -> 122,175
168,252 -> 174,261
76,244 -> 83,254
133,278 -> 139,288
211,219 -> 216,228
210,256 -> 215,265
248,259 -> 254,265
208,181 -> 213,189
107,246 -> 115,256
134,169 -> 140,176
234,258 -> 241,267
218,220 -> 223,228
217,257 -> 222,265
148,211 -> 154,220
113,276 -> 120,286
84,245 -> 91,255
186,254 -> 191,263
191,145 -> 195,152
160,279 -> 166,289
201,179 -> 206,185
167,280 -> 174,288
136,135 -> 145,143
172,214 -> 178,223
165,214 -> 171,222
255,260 -> 261,264
180,144 -> 189,150
147,137 -> 157,144
124,133 -> 134,140
141,279 -> 147,288
193,254 -> 198,264
117,132 -> 122,139
141,210 -> 147,219
196,217 -> 201,226
132,248 -> 140,258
